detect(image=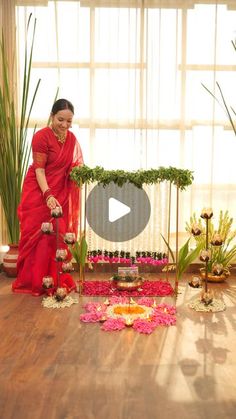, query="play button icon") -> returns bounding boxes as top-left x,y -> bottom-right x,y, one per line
109,198 -> 131,222
86,182 -> 151,242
